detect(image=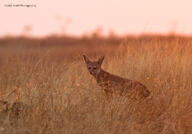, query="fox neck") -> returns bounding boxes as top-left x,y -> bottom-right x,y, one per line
93,69 -> 108,83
